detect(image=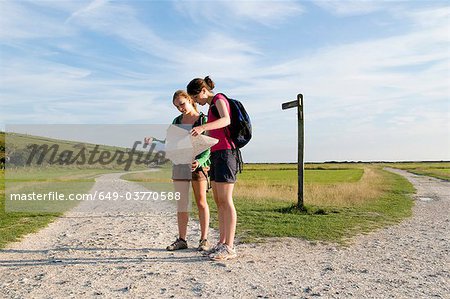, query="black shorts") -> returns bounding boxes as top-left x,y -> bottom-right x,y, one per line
210,149 -> 238,183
